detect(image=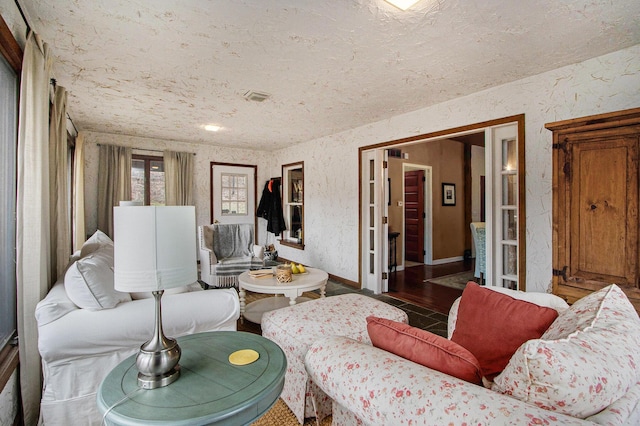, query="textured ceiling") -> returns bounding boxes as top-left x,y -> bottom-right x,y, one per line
20,0 -> 640,150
